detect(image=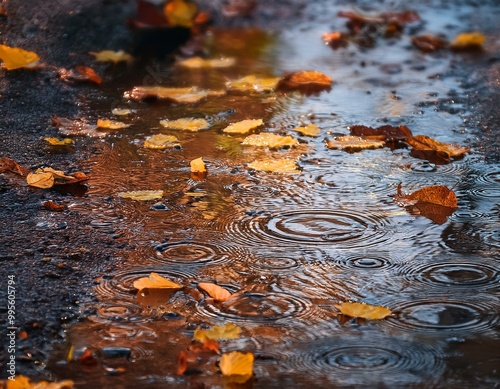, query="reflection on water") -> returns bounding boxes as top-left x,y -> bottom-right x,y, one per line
48,1 -> 499,387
